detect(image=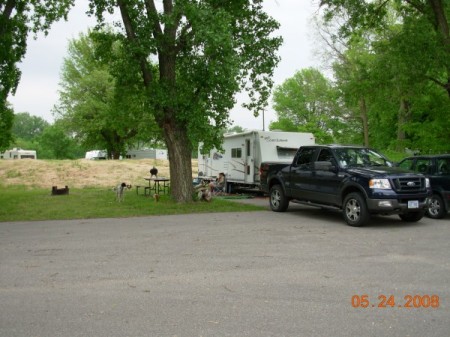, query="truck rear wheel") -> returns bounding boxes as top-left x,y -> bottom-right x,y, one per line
343,192 -> 369,227
269,184 -> 289,212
